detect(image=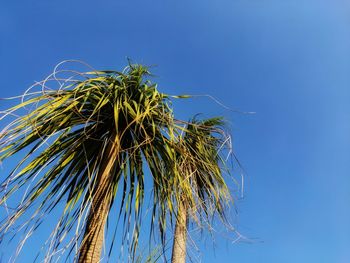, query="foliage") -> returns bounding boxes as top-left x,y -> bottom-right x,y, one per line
0,61 -> 233,262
